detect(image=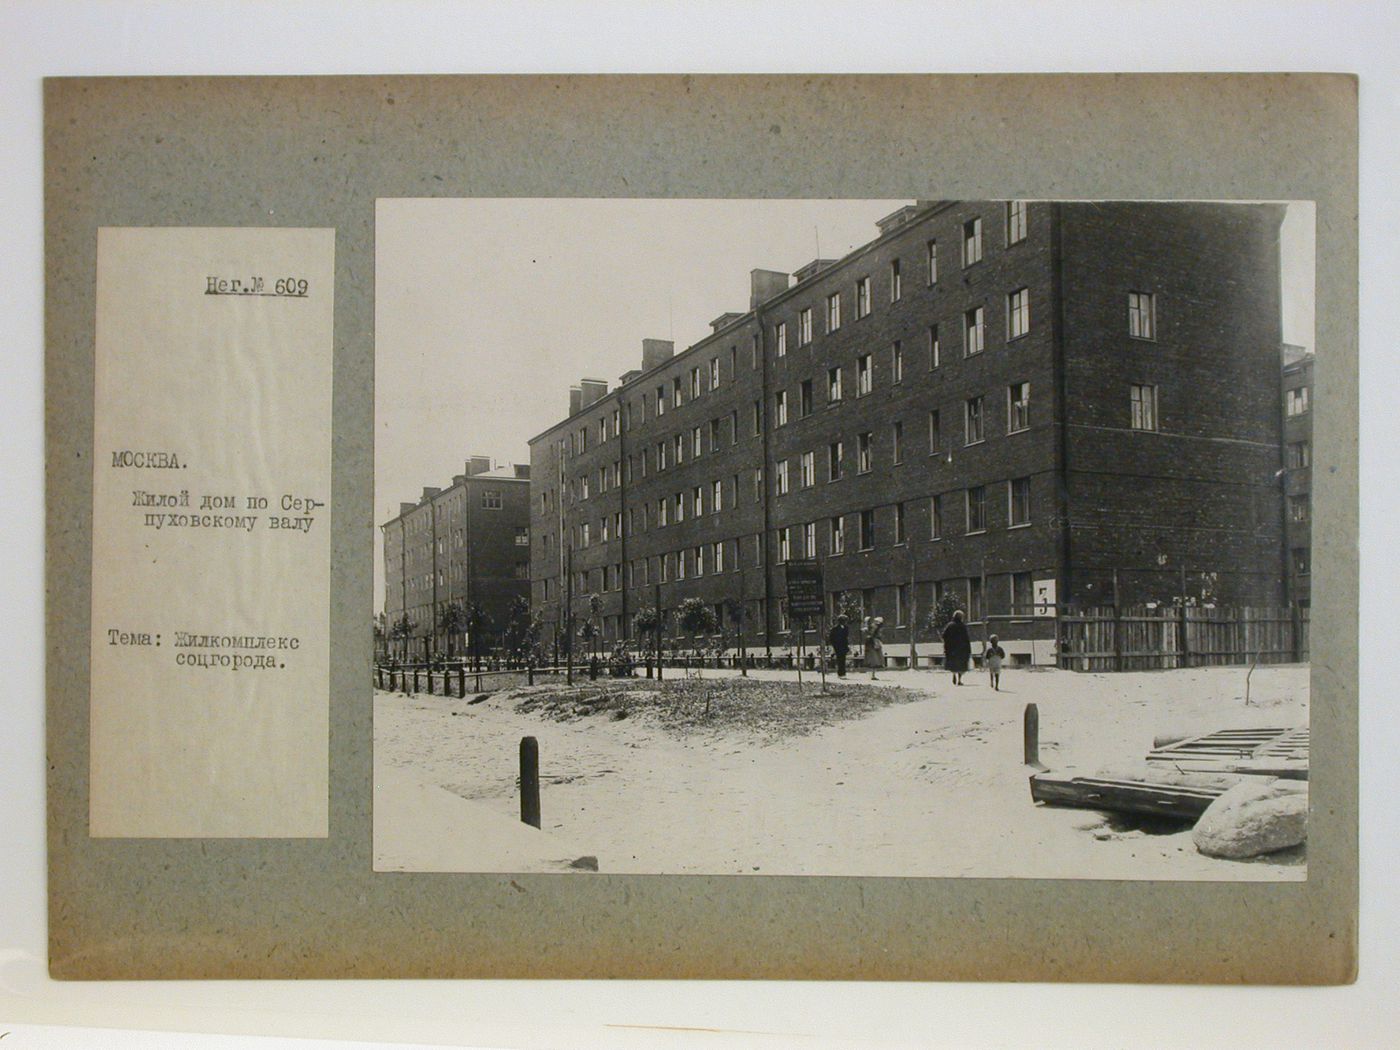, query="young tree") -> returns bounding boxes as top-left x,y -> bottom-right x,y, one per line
501,595 -> 541,666
389,614 -> 417,662
676,597 -> 720,661
437,600 -> 469,659
723,597 -> 748,675
923,592 -> 964,635
586,593 -> 603,661
464,602 -> 491,671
